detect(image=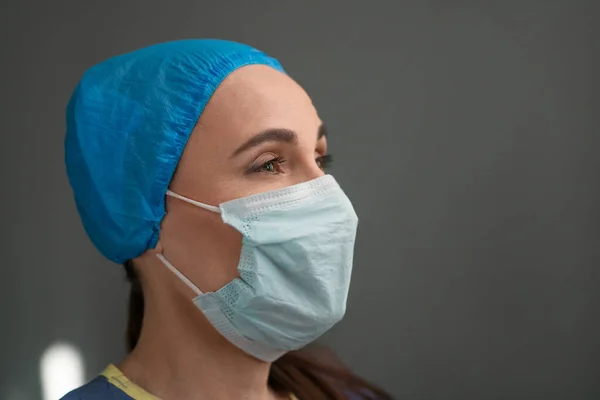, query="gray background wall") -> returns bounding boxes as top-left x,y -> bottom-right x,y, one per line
1,1 -> 598,399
